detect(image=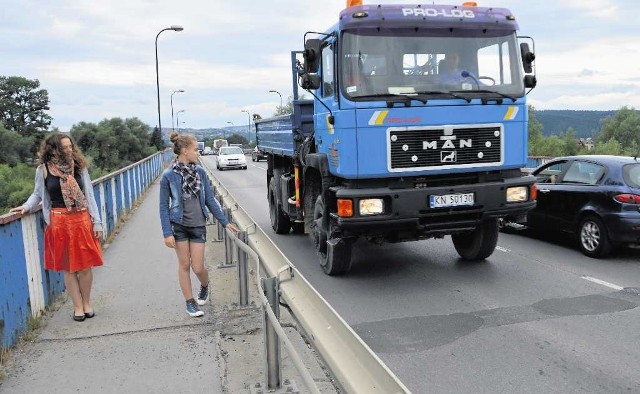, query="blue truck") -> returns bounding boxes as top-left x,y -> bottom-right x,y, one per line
256,2 -> 538,275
